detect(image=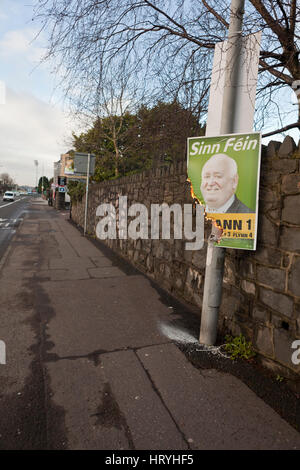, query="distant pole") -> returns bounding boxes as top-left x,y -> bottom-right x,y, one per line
34,160 -> 38,189
200,0 -> 245,345
84,154 -> 91,236
42,162 -> 44,195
